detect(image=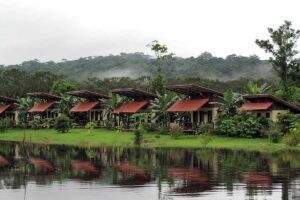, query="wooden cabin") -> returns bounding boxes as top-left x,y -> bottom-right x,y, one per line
112,88 -> 156,130
241,94 -> 300,121
67,90 -> 110,127
27,92 -> 61,120
166,84 -> 223,131
0,95 -> 19,124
